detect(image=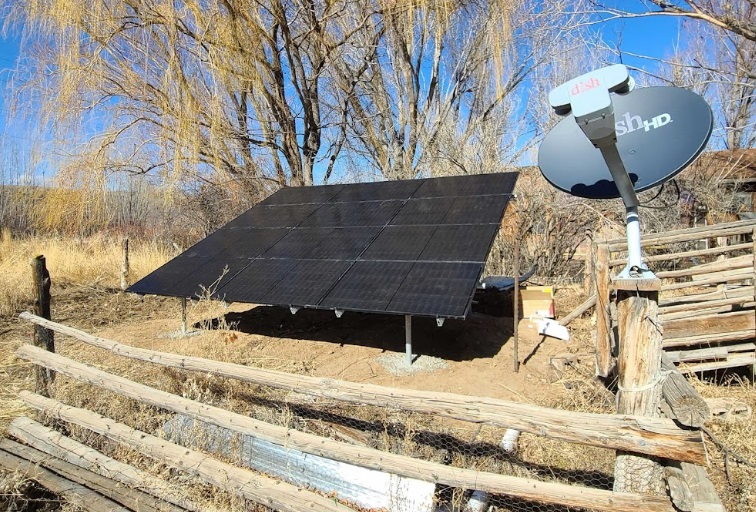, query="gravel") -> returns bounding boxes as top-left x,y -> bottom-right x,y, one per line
375,352 -> 448,376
